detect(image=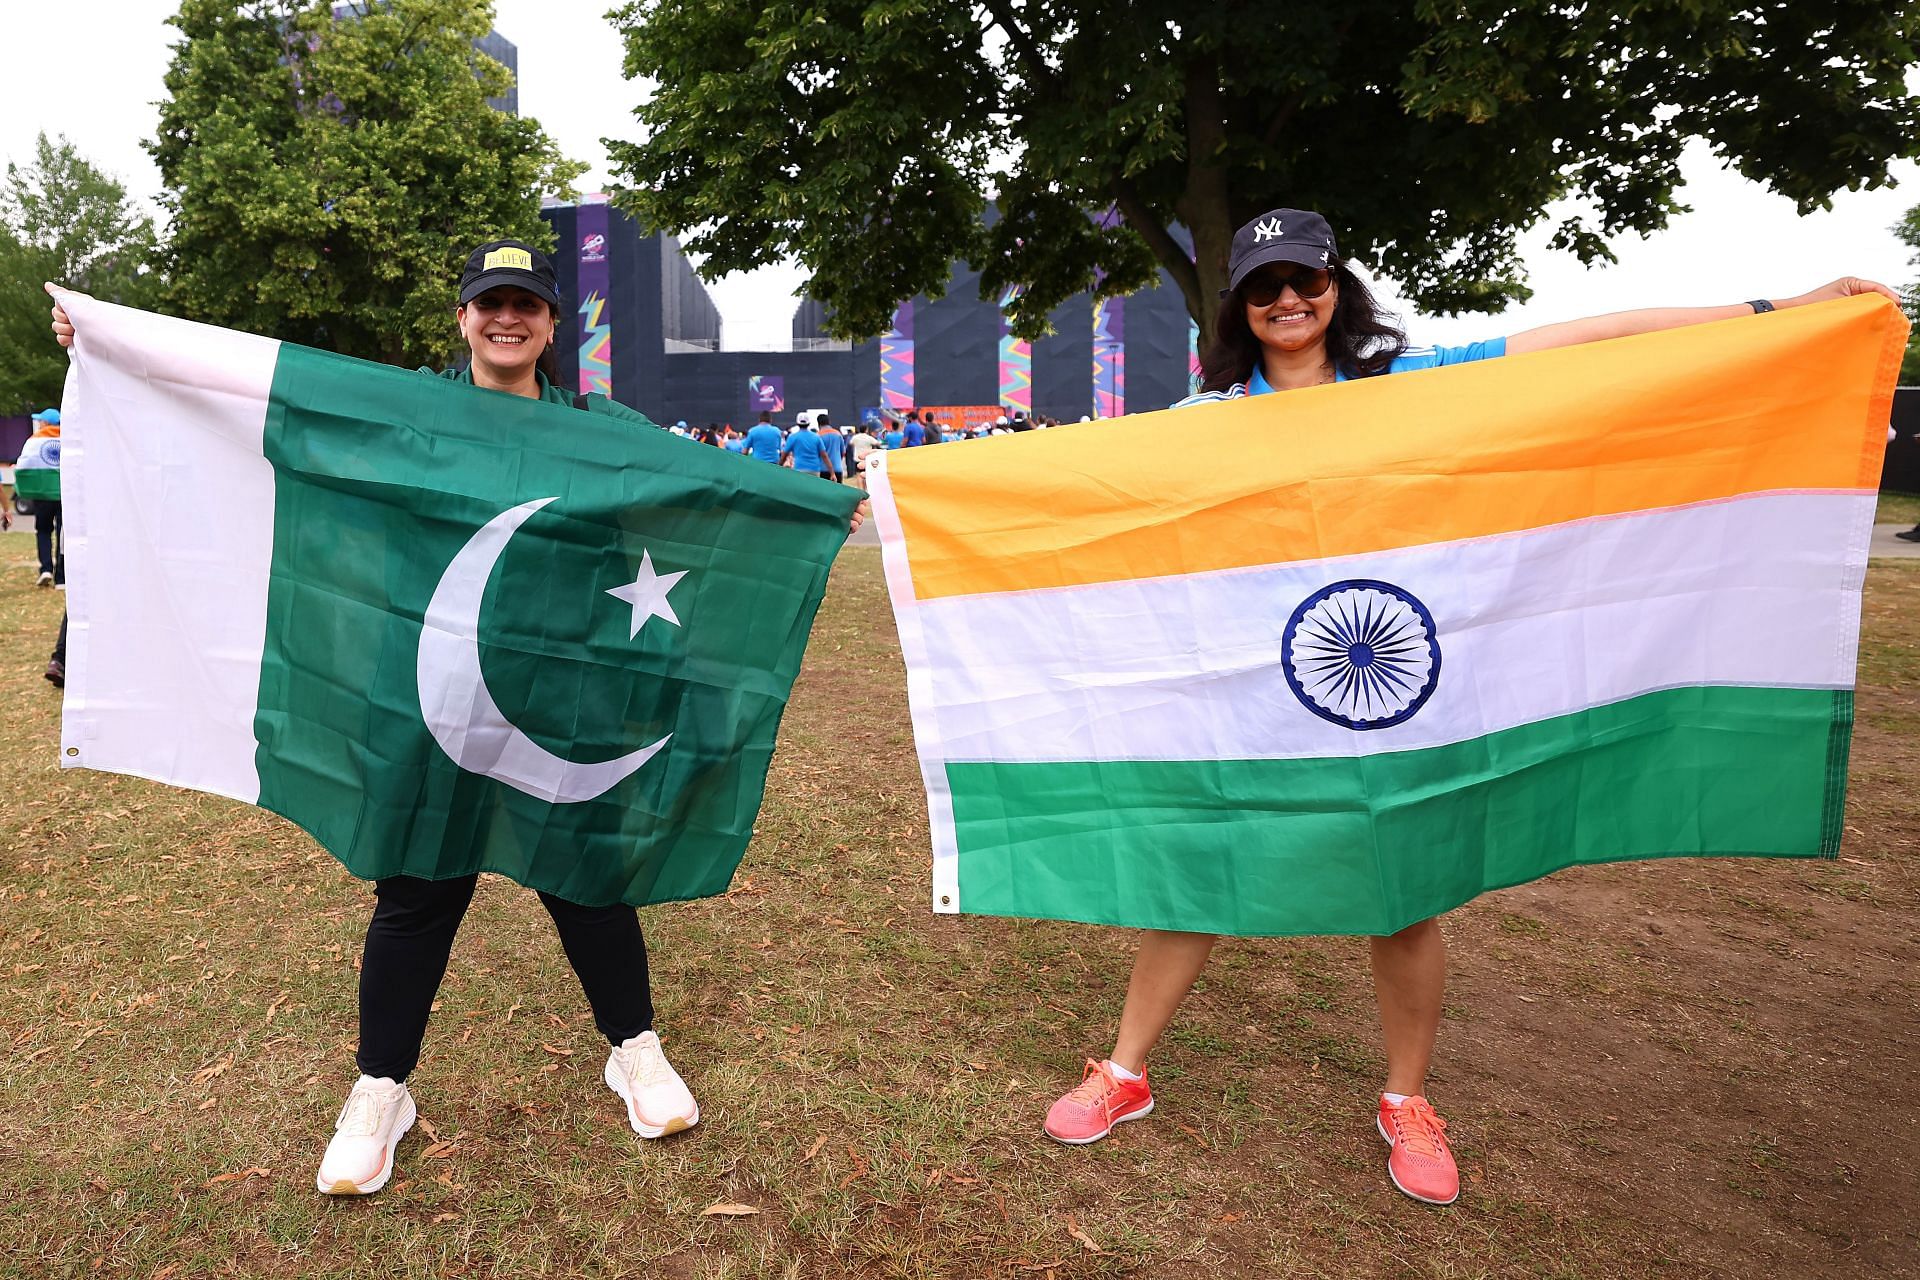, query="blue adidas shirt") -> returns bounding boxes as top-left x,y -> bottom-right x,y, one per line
784,428 -> 827,472
744,423 -> 784,463
820,430 -> 847,469
1175,339 -> 1508,408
